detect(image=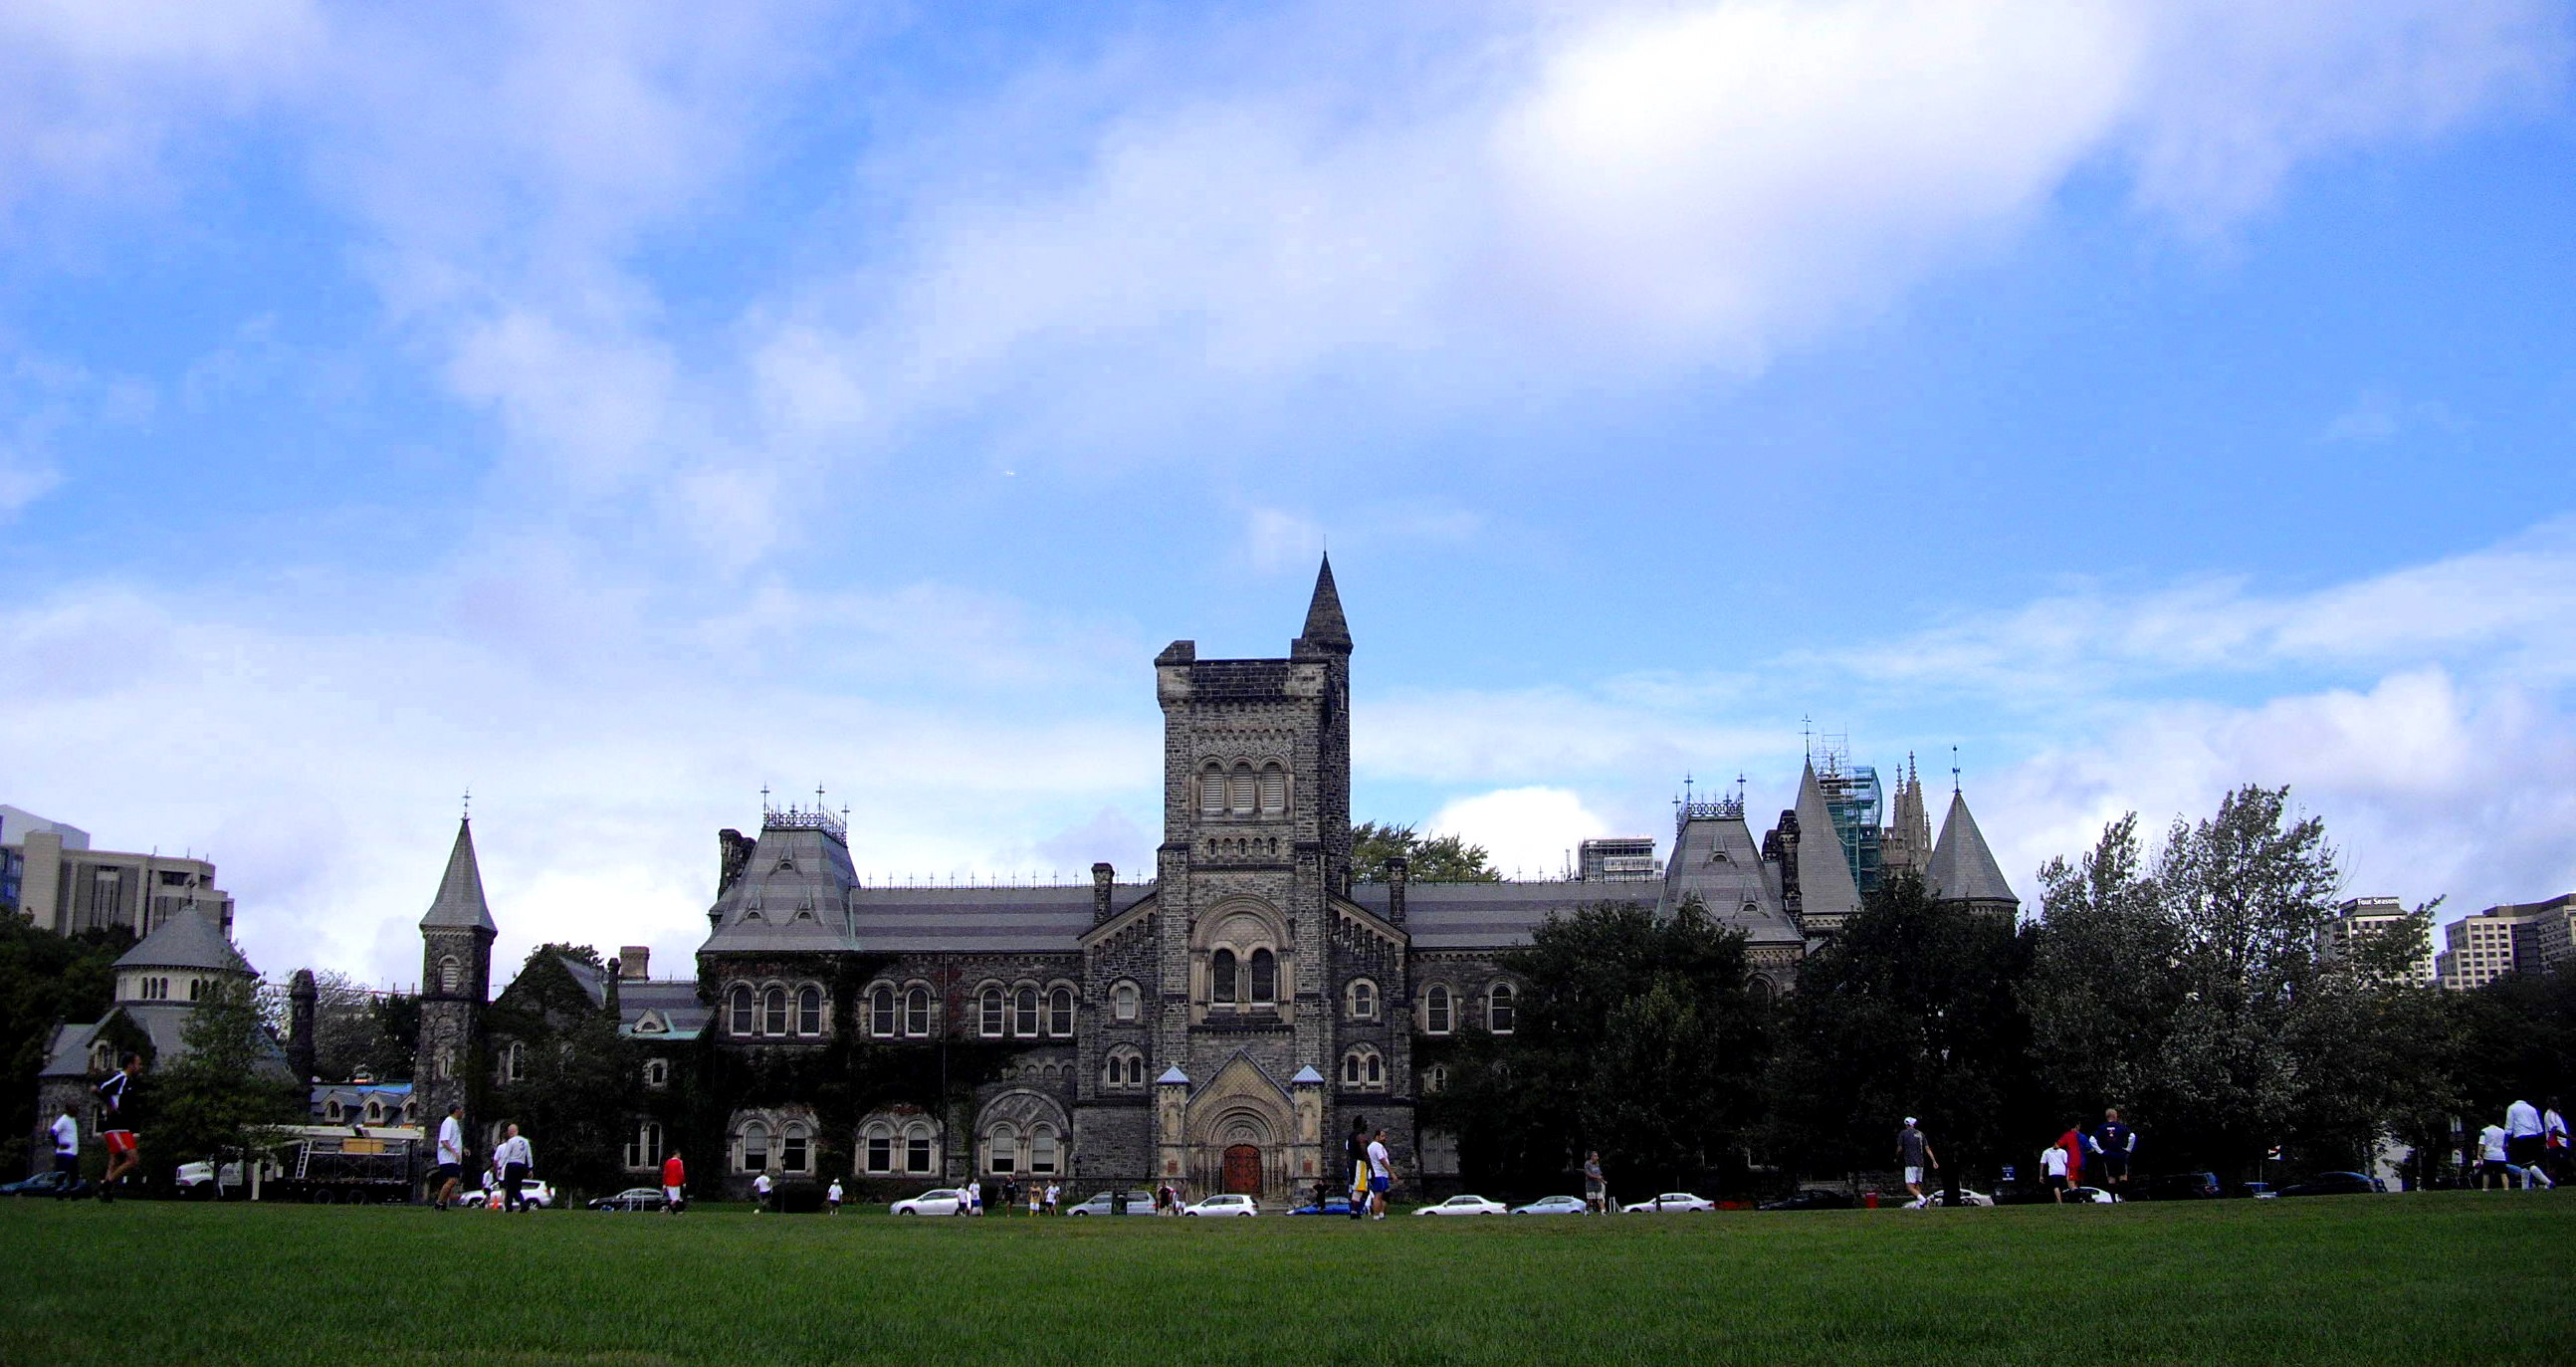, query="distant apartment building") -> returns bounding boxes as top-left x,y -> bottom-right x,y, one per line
1,805 -> 235,938
1578,836 -> 1662,882
2433,895 -> 2576,990
2315,896 -> 2437,988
